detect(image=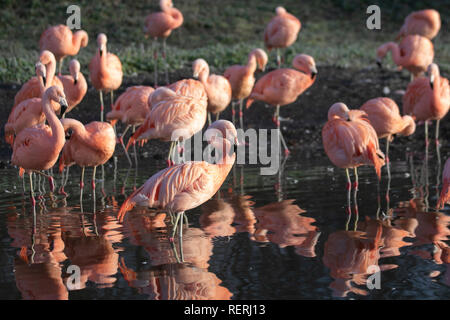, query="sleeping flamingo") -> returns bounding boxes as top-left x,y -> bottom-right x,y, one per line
118,120 -> 238,254
360,97 -> 416,176
403,63 -> 450,156
192,58 -> 232,124
397,9 -> 441,41
224,48 -> 268,128
59,118 -> 116,203
322,103 -> 385,206
57,59 -> 87,115
437,158 -> 450,210
11,86 -> 68,206
376,35 -> 434,80
144,0 -> 183,85
126,79 -> 207,166
264,6 -> 301,67
246,54 -> 317,155
13,50 -> 64,108
89,33 -> 123,122
106,86 -> 155,166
